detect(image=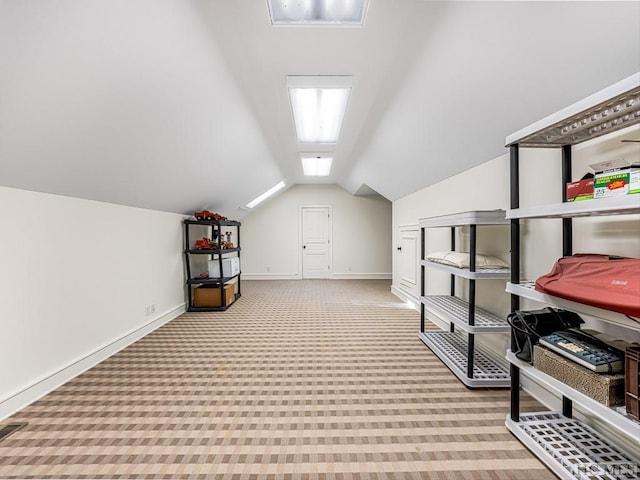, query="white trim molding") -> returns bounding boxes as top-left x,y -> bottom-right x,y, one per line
241,273 -> 301,280
332,273 -> 391,280
390,285 -> 420,310
0,303 -> 186,421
